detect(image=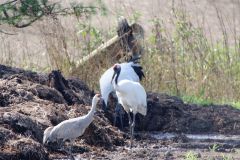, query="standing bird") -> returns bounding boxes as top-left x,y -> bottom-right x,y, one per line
99,58 -> 145,128
111,64 -> 147,148
43,94 -> 101,159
